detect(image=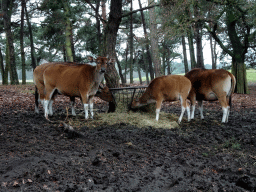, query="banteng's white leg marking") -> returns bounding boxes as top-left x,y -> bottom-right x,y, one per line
44,100 -> 50,119
198,100 -> 204,119
178,96 -> 187,124
89,103 -> 94,119
40,100 -> 45,109
222,107 -> 229,123
155,108 -> 160,121
49,100 -> 54,116
44,89 -> 56,119
71,100 -> 76,116
178,106 -> 186,124
191,105 -> 195,119
84,104 -> 89,119
186,106 -> 191,122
